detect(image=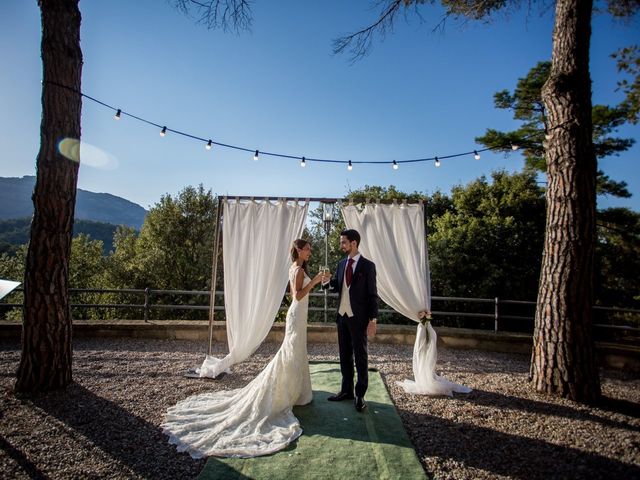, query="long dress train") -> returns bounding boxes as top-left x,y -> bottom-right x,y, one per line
161,264 -> 313,458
